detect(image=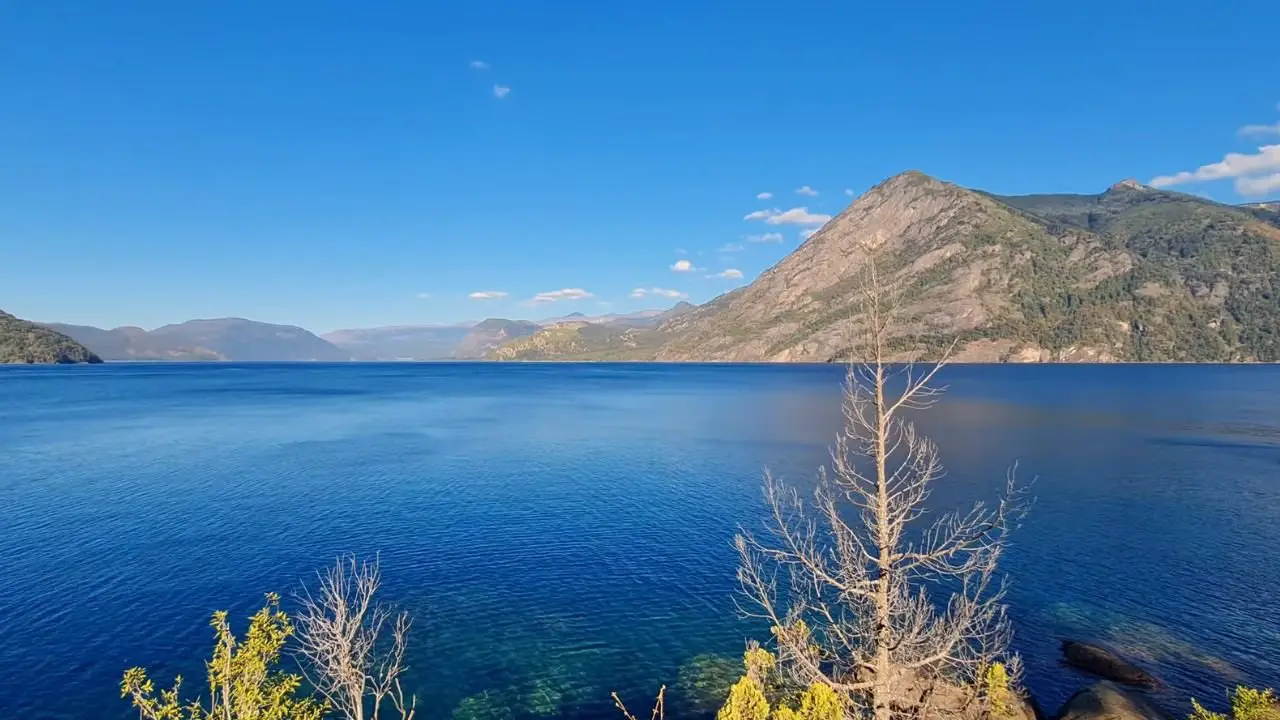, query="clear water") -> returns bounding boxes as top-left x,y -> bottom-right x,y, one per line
1,363 -> 1277,719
